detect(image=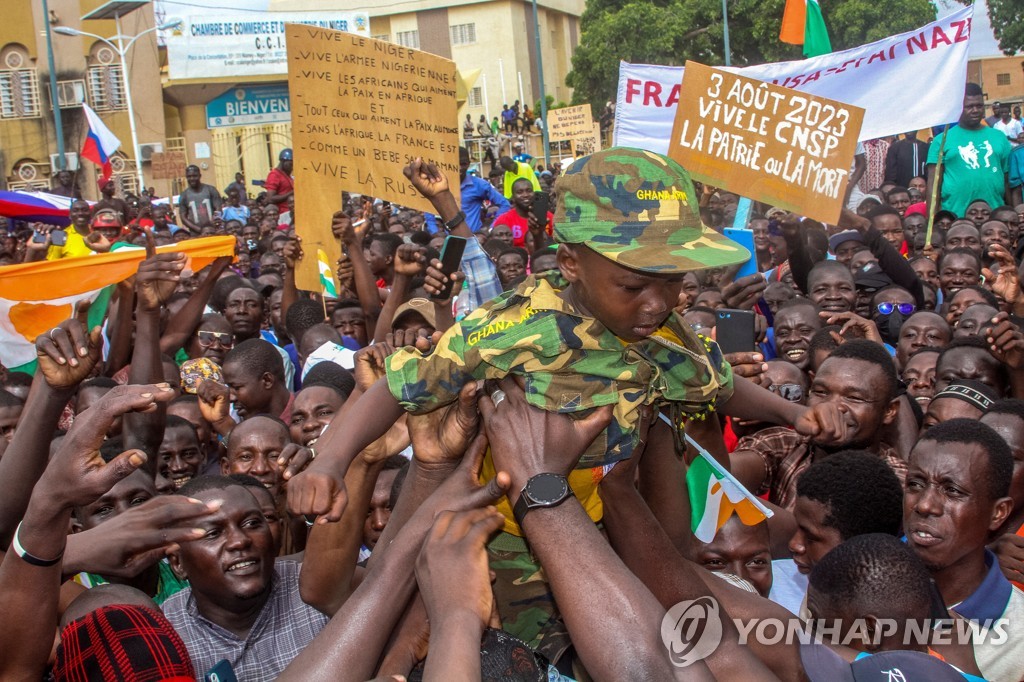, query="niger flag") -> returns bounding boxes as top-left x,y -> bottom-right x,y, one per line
0,236 -> 234,373
780,0 -> 832,58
